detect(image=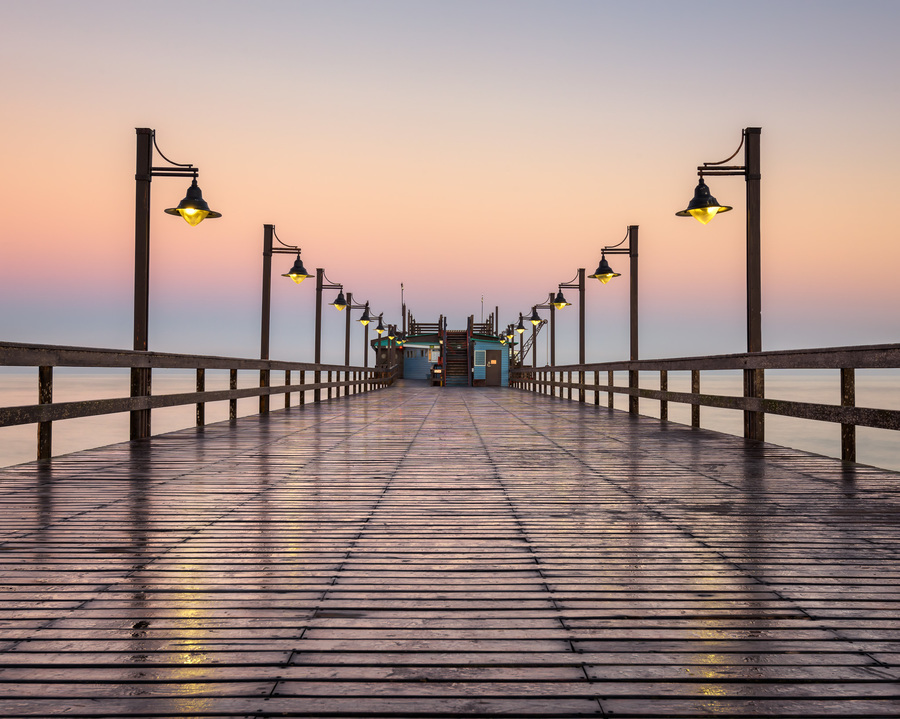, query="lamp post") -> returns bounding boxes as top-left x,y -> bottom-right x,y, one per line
132,128 -> 221,440
527,294 -> 556,366
315,269 -> 346,403
260,224 -> 311,413
677,127 -> 762,439
512,314 -> 526,370
553,269 -> 586,401
590,225 -> 639,413
357,301 -> 373,370
342,293 -> 369,368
